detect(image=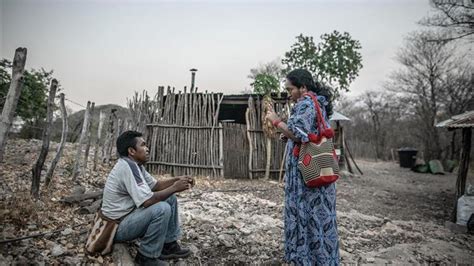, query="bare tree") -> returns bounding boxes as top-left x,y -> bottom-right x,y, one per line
441,60 -> 474,160
248,59 -> 284,82
361,91 -> 391,161
386,30 -> 474,161
421,0 -> 474,42
387,31 -> 457,160
441,61 -> 474,117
